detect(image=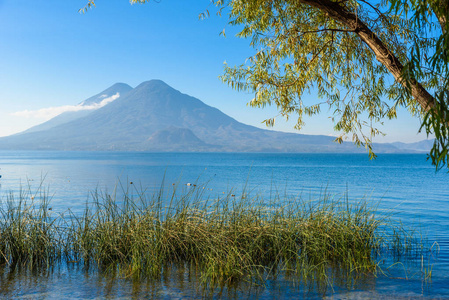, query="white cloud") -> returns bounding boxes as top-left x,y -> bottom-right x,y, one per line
11,93 -> 120,121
